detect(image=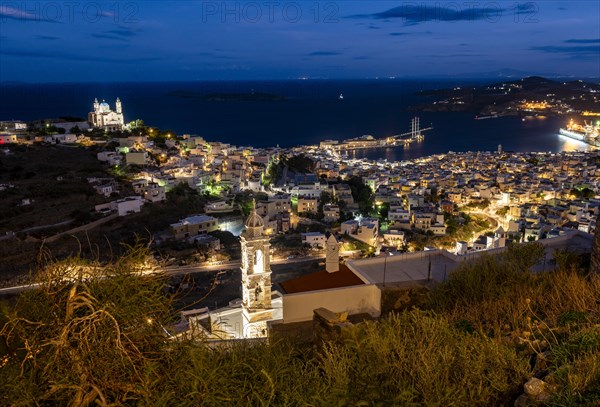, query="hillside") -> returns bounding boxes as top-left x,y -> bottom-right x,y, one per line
1,242 -> 599,405
411,76 -> 600,117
